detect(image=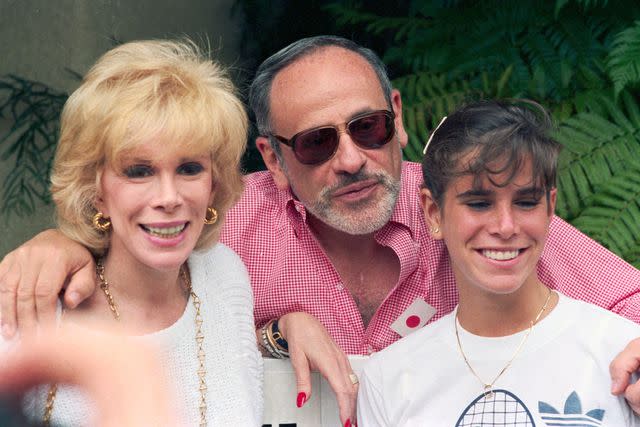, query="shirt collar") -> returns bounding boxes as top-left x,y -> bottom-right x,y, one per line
385,162 -> 420,240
